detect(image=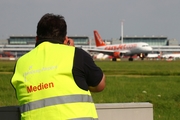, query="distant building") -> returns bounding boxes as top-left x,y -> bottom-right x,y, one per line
0,39 -> 8,45
118,36 -> 168,46
1,35 -> 180,59
167,39 -> 179,46
7,35 -> 90,46
0,35 -> 91,58
8,36 -> 36,45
